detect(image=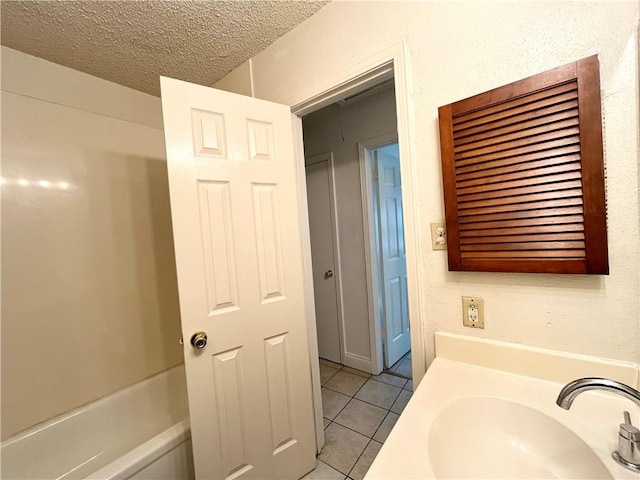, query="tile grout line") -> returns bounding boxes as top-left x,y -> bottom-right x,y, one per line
317,365 -> 413,480
369,410 -> 393,442
356,391 -> 401,412
323,378 -> 403,395
326,420 -> 375,442
323,382 -> 404,412
323,375 -> 368,433
347,437 -> 374,480
323,393 -> 408,441
320,363 -> 386,476
321,363 -> 410,418
331,407 -> 388,439
318,359 -> 413,478
322,360 -> 409,387
327,381 -> 392,474
320,363 -> 343,384
331,374 -> 371,425
321,421 -> 365,477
